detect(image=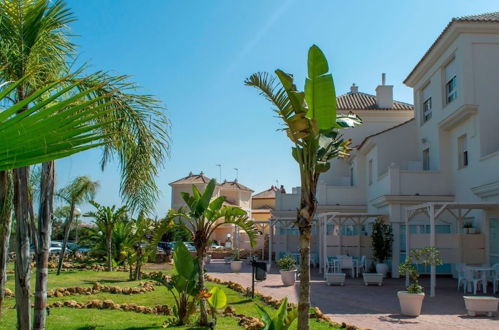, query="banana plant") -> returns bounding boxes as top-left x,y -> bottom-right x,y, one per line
150,242 -> 200,325
245,45 -> 362,329
257,297 -> 297,330
176,178 -> 258,326
207,287 -> 227,323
